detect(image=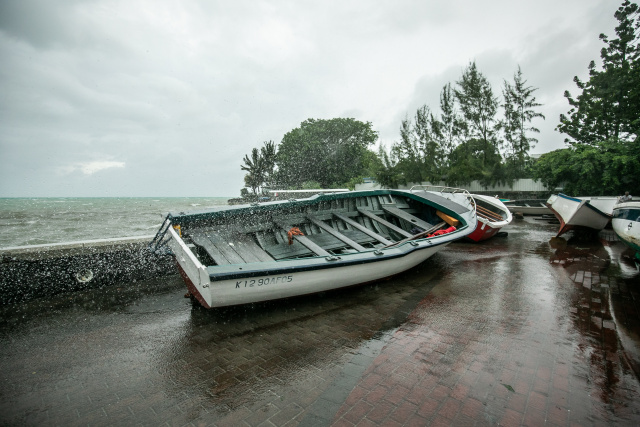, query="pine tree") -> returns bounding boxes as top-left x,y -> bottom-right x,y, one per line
501,66 -> 545,175
392,105 -> 443,183
454,61 -> 500,166
432,83 -> 462,169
